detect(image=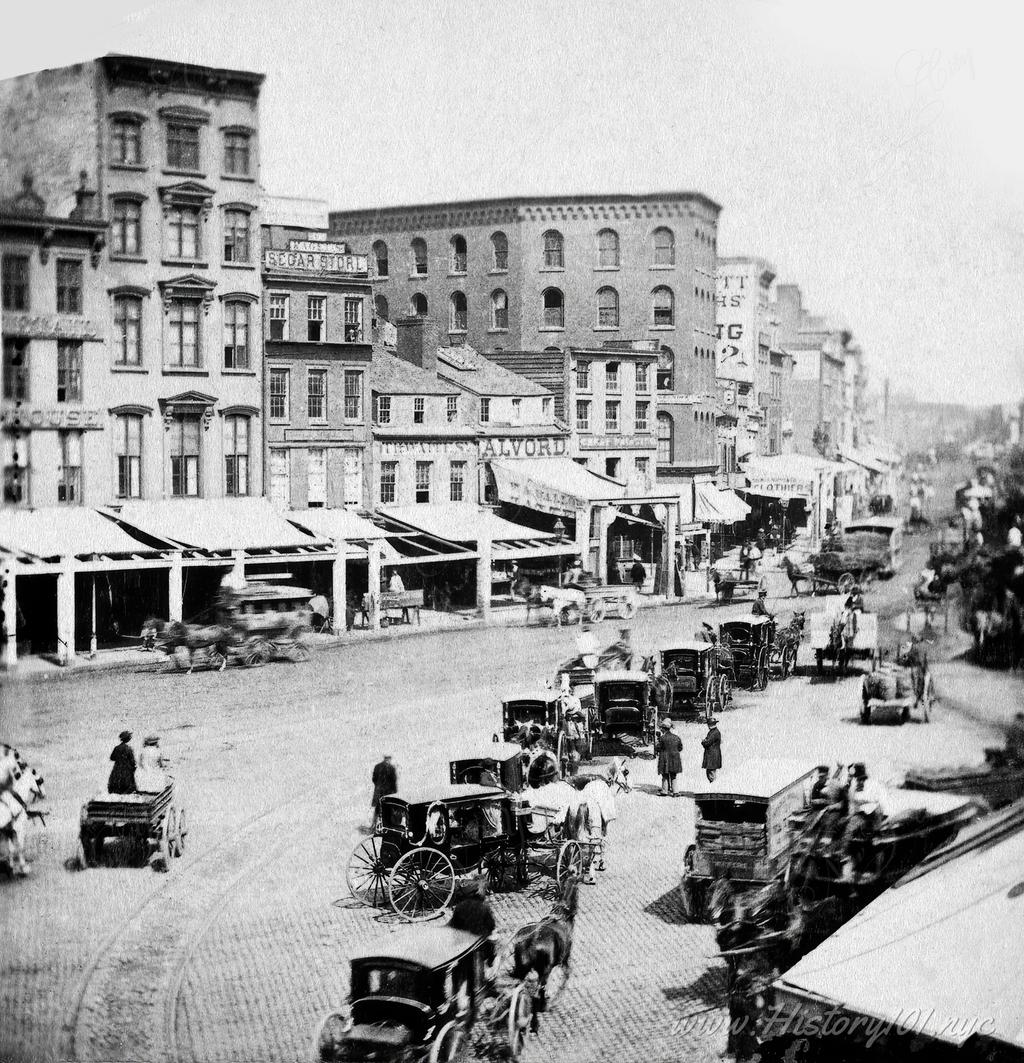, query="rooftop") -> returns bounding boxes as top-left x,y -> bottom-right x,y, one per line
438,346 -> 551,398
370,351 -> 458,396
